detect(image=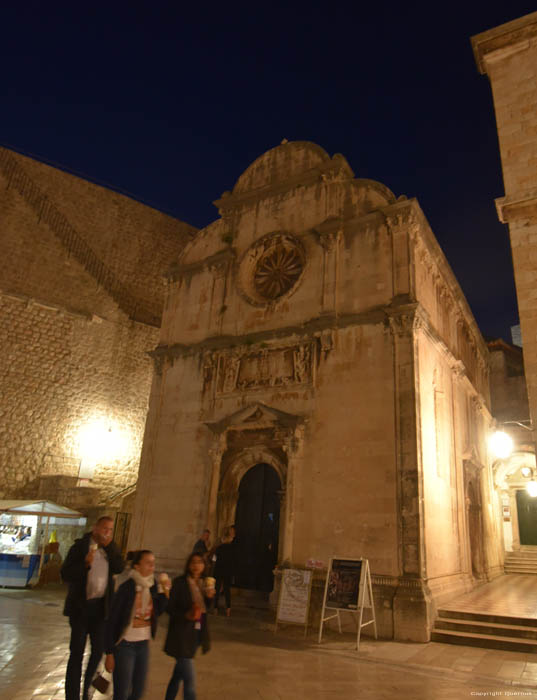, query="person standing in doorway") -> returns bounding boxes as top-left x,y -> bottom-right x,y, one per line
192,530 -> 210,559
213,529 -> 235,616
163,553 -> 214,700
61,516 -> 124,700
